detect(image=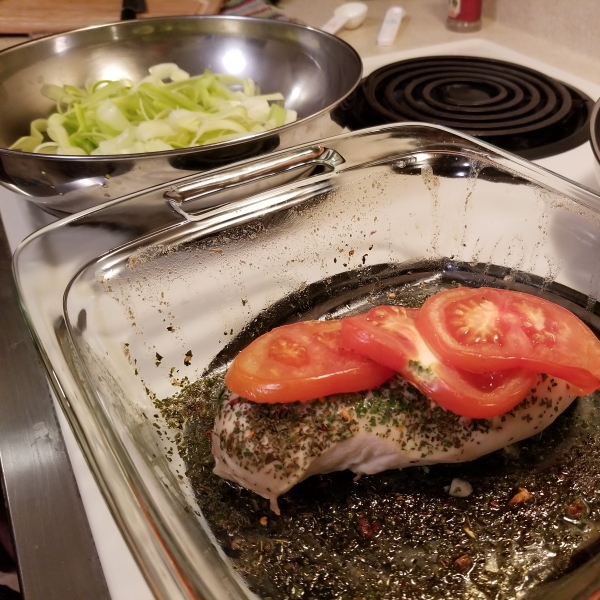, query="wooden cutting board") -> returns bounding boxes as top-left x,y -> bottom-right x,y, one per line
0,0 -> 225,35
